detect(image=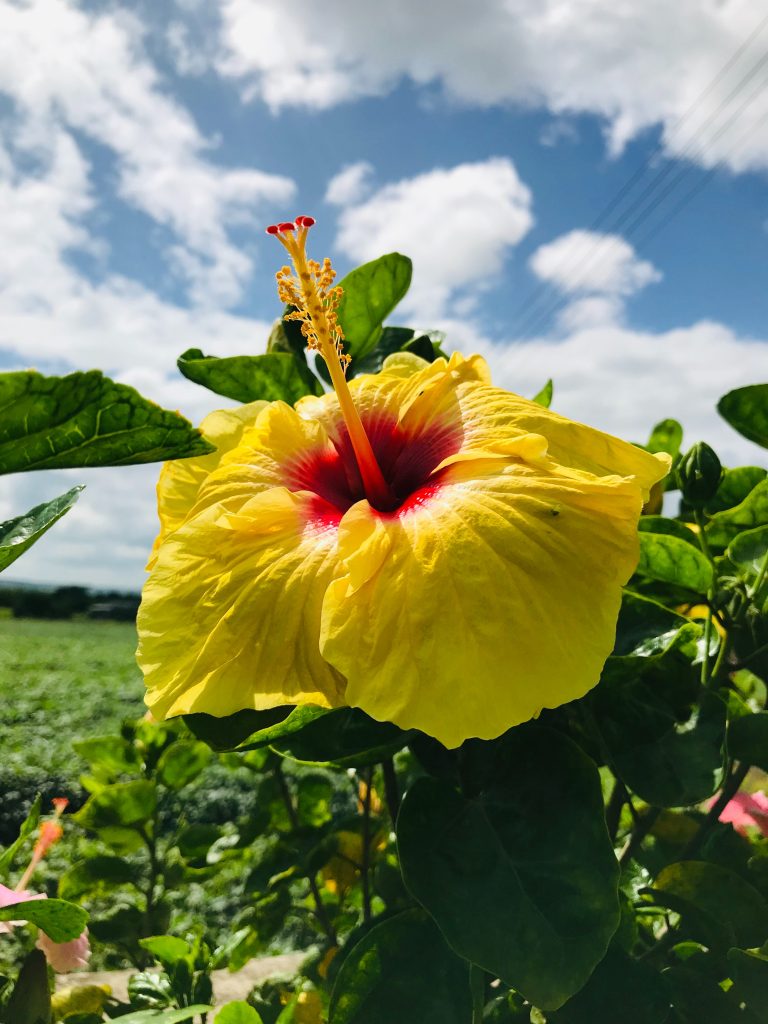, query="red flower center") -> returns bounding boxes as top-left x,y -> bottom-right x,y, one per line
288,411 -> 462,523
